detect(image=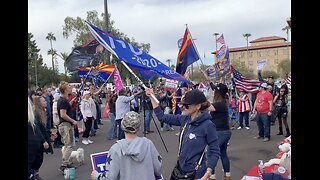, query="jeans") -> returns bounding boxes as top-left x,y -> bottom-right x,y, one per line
256,113 -> 271,139
238,112 -> 249,127
216,130 -> 232,173
107,112 -> 117,139
116,119 -> 125,140
96,103 -> 102,124
144,110 -> 152,131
